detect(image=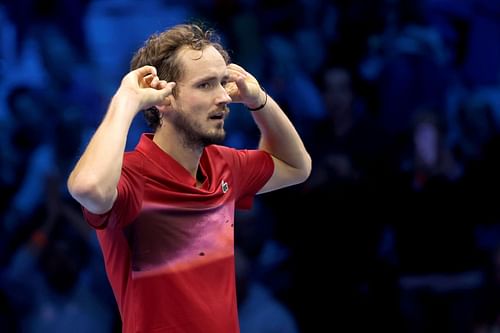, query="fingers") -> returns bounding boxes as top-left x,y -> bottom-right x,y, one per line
159,82 -> 176,97
149,75 -> 161,89
227,63 -> 249,76
143,74 -> 155,87
226,64 -> 247,87
135,65 -> 157,77
137,66 -> 175,94
224,81 -> 239,96
119,66 -> 176,110
227,63 -> 259,86
226,63 -> 263,107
